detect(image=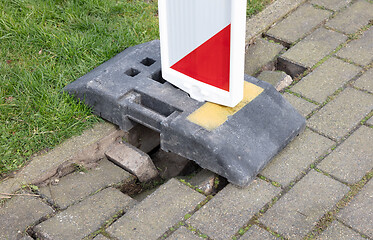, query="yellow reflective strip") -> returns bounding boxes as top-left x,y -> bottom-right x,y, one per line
187,82 -> 264,131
